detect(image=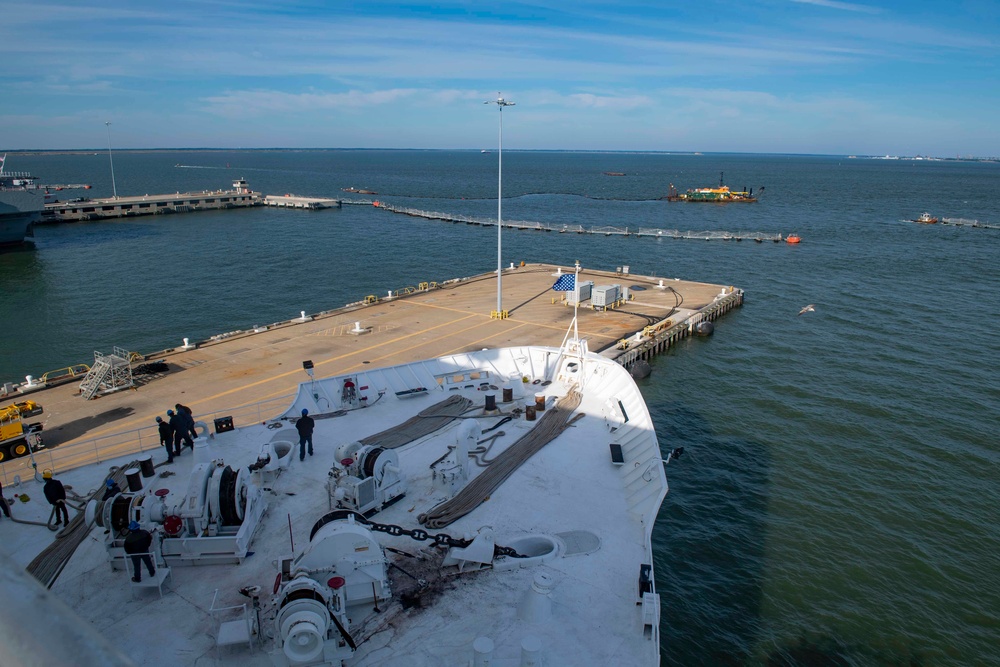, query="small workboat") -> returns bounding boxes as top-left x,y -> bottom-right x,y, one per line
785,234 -> 802,244
912,212 -> 938,224
666,172 -> 761,202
